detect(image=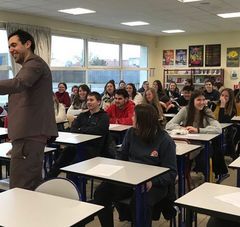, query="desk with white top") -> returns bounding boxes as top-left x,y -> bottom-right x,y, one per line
61,157 -> 169,227
175,183 -> 240,227
168,131 -> 220,182
109,124 -> 132,144
220,123 -> 233,130
0,142 -> 56,160
0,127 -> 8,138
0,188 -> 103,227
109,124 -> 131,132
55,131 -> 101,145
229,157 -> 240,187
0,142 -> 57,178
231,116 -> 240,122
164,113 -> 176,121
